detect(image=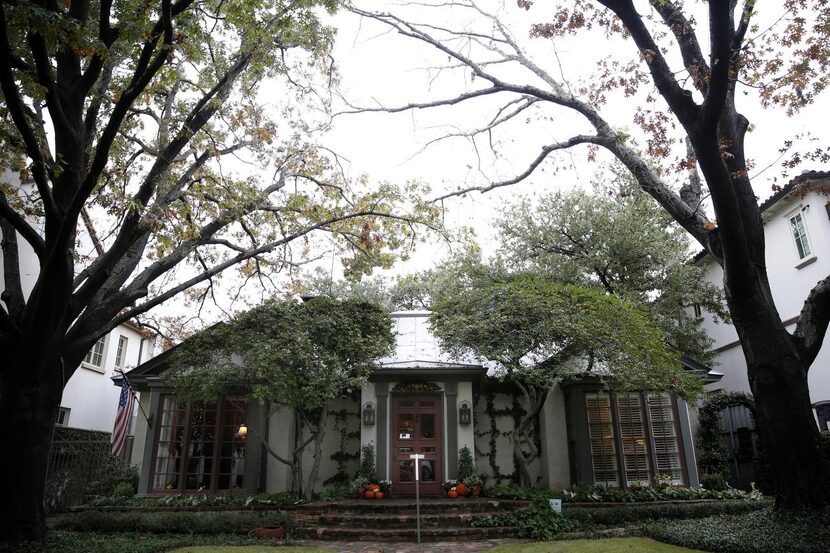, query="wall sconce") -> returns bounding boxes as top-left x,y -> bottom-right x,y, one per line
236,423 -> 248,439
458,401 -> 472,425
362,402 -> 376,426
